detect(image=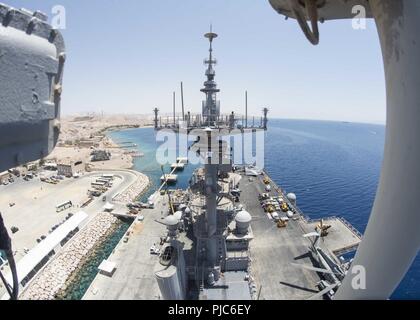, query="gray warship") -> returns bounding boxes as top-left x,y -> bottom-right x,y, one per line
1,0 -> 420,301
83,28 -> 362,301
